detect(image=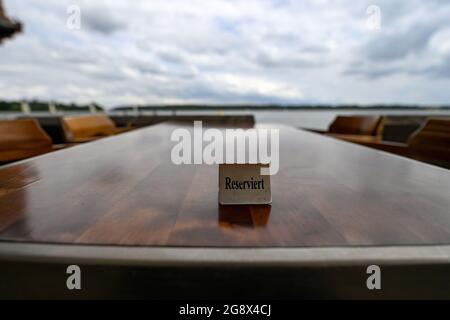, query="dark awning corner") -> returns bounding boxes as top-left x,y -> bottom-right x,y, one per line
0,0 -> 22,42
